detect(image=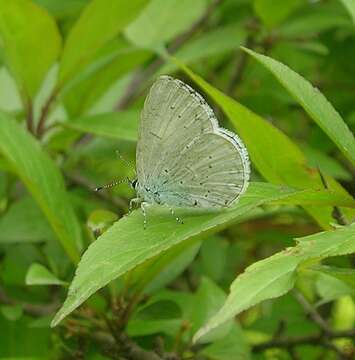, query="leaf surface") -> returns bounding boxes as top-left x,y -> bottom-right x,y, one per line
26,263 -> 66,286
0,0 -> 61,100
58,0 -> 147,85
51,182 -> 352,326
177,60 -> 354,229
65,110 -> 139,141
0,116 -> 82,262
194,223 -> 355,341
242,48 -> 355,165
